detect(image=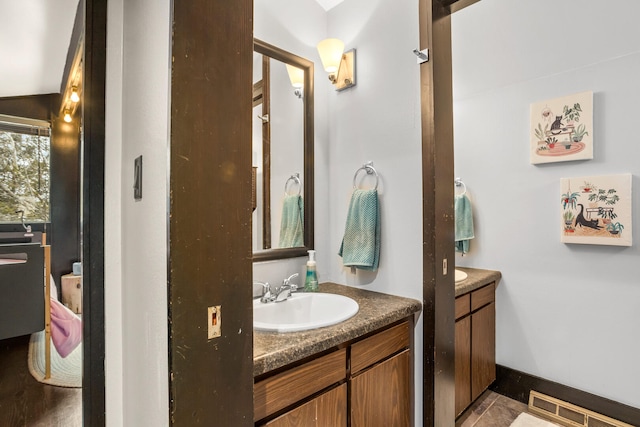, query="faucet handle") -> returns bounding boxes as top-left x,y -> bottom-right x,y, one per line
283,273 -> 299,286
255,281 -> 274,303
254,281 -> 270,294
